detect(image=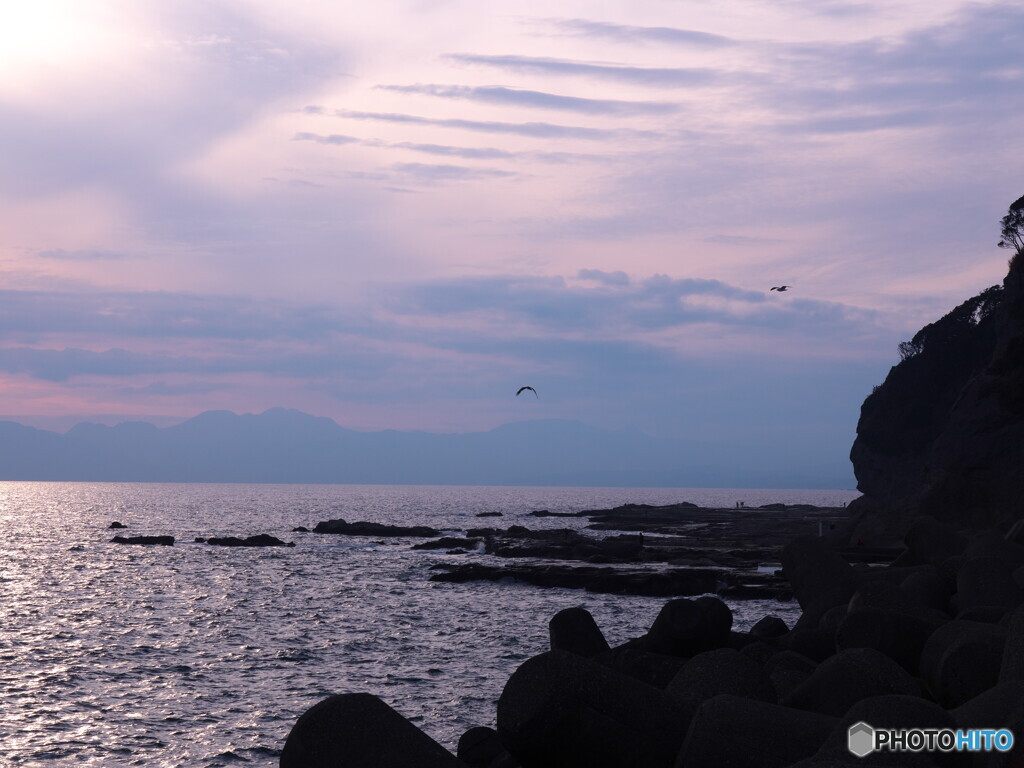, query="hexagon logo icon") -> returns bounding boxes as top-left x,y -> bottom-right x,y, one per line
848,722 -> 875,757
